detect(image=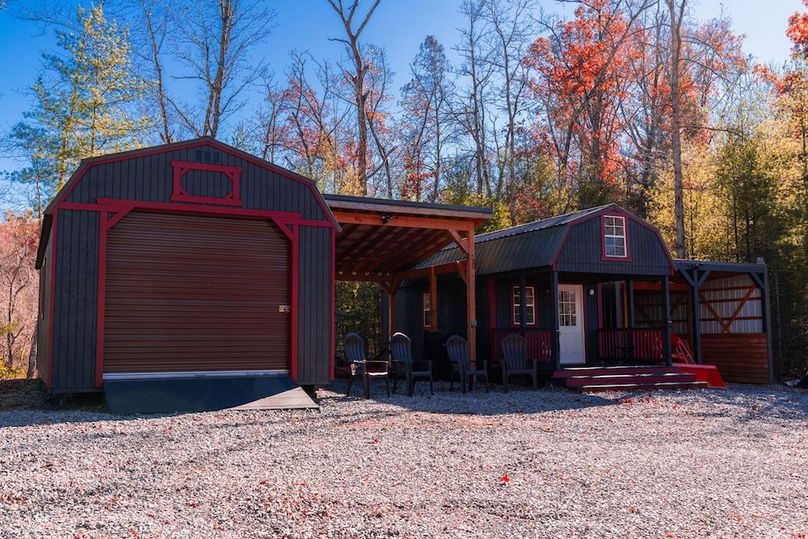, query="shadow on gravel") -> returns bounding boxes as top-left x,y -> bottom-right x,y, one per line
322,379 -> 620,416
684,384 -> 808,422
